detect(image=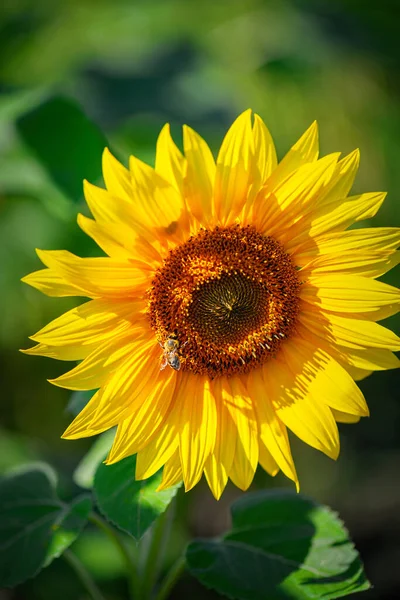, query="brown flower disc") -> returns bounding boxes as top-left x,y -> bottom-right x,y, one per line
148,225 -> 300,378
